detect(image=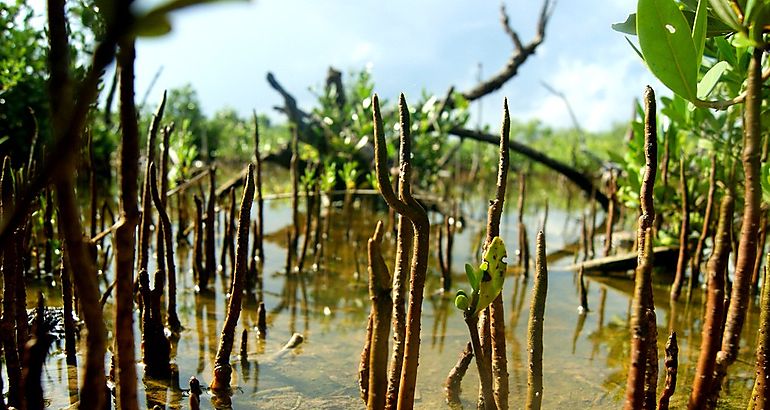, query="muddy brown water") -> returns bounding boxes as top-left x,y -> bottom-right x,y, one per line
33,178 -> 758,409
